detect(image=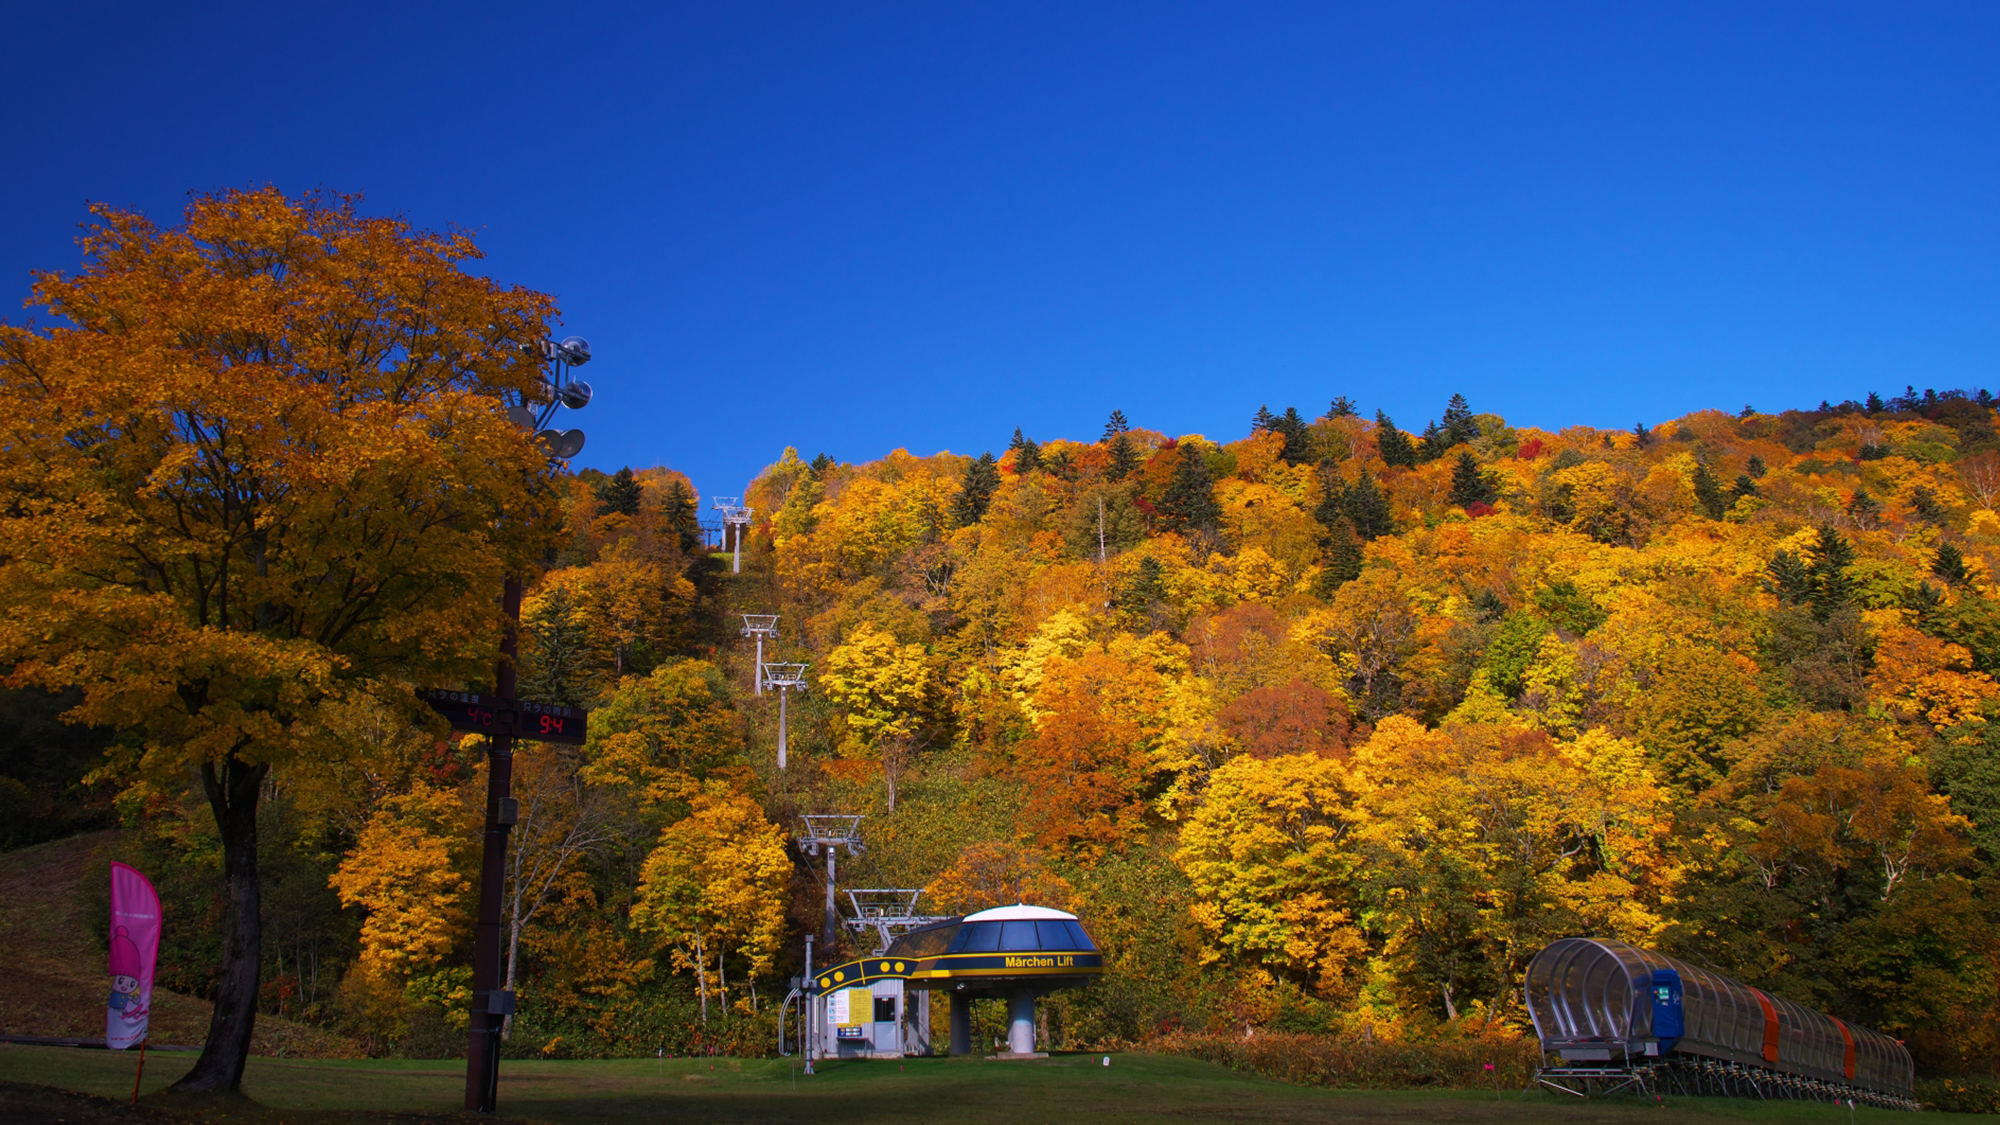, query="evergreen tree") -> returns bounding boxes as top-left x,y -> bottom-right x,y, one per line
1119,554 -> 1167,612
1910,485 -> 1946,525
1858,441 -> 1890,460
1935,542 -> 1971,586
1159,445 -> 1221,531
1103,410 -> 1130,439
1314,519 -> 1365,596
1447,451 -> 1493,508
1375,411 -> 1418,468
1848,489 -> 1881,528
1769,550 -> 1815,605
953,452 -> 1001,527
661,478 -> 701,552
1692,462 -> 1728,519
1441,393 -> 1479,446
1251,404 -> 1277,433
1106,432 -> 1140,481
1419,419 -> 1448,462
519,584 -> 592,710
1009,429 -> 1042,474
1866,391 -> 1885,413
595,466 -> 643,517
1344,470 -> 1395,540
1274,406 -> 1313,465
1313,473 -> 1349,531
1632,422 -> 1652,448
1327,396 -> 1358,418
1806,525 -> 1858,620
1746,454 -> 1767,478
1730,474 -> 1760,500
810,452 -> 834,476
